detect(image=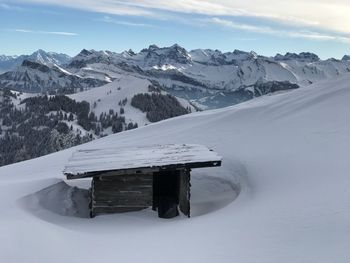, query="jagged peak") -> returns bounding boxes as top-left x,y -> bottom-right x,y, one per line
140,44 -> 159,52
169,43 -> 186,50
249,51 -> 258,59
169,44 -> 188,52
127,49 -> 136,56
121,49 -> 136,57
232,49 -> 249,55
341,55 -> 350,61
149,44 -> 159,49
77,49 -> 94,57
32,49 -> 46,54
30,49 -> 69,58
141,44 -> 188,54
275,52 -> 320,62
